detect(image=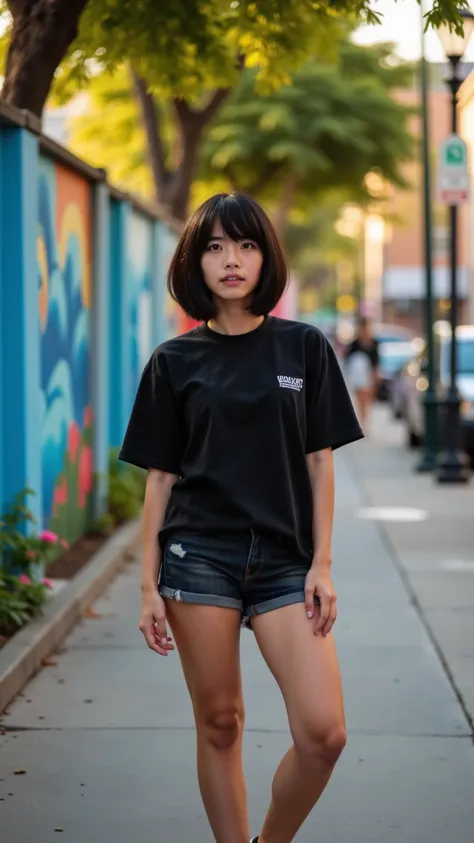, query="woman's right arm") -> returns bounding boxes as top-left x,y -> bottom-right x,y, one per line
139,468 -> 178,656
